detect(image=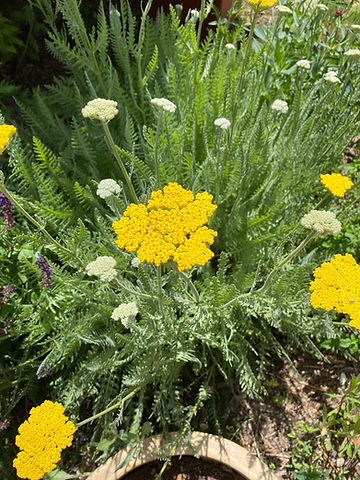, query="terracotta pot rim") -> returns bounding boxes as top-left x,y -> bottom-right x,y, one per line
87,431 -> 281,480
